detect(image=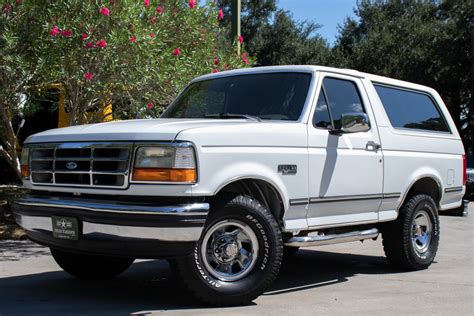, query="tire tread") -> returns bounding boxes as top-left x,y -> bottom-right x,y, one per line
175,194 -> 283,306
382,194 -> 439,271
